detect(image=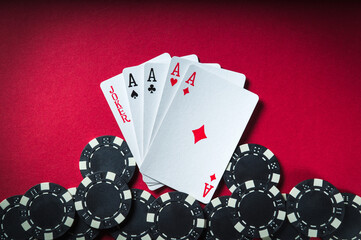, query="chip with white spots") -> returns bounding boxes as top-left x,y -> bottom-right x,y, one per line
223,143 -> 281,193
18,183 -> 75,239
147,191 -> 205,240
74,171 -> 132,229
109,188 -> 156,240
286,178 -> 345,238
227,180 -> 286,238
79,135 -> 136,183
